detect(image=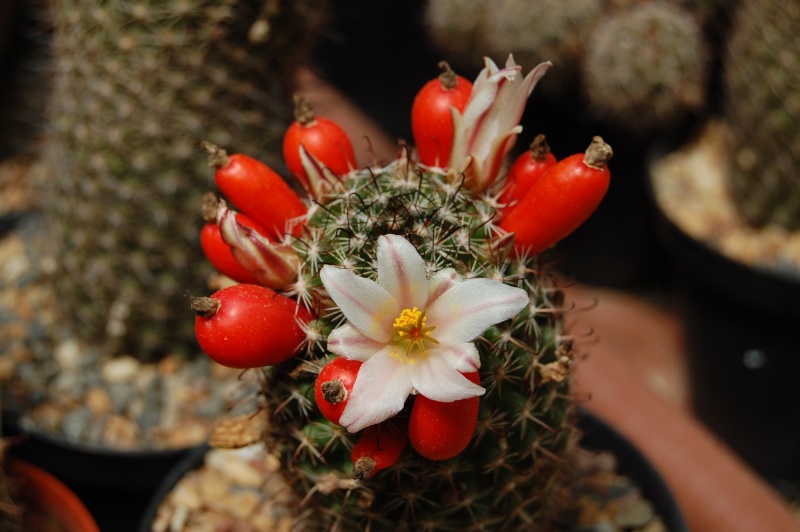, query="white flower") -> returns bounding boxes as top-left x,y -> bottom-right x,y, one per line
320,234 -> 529,433
450,55 -> 551,191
